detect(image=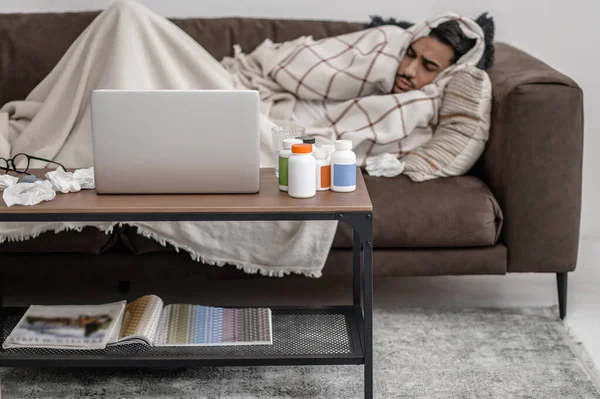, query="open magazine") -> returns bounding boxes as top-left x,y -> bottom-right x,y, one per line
2,295 -> 273,350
